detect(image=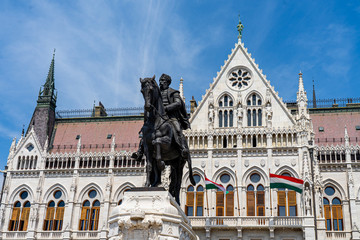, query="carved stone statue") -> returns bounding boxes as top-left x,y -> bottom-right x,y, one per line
236,103 -> 243,127
304,186 -> 311,216
265,102 -> 272,127
208,104 -> 214,128
132,75 -> 195,204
